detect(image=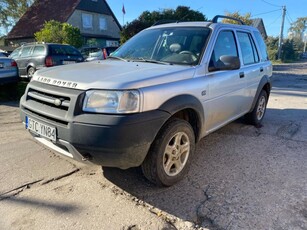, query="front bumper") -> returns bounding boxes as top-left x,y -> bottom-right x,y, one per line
20,82 -> 170,169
